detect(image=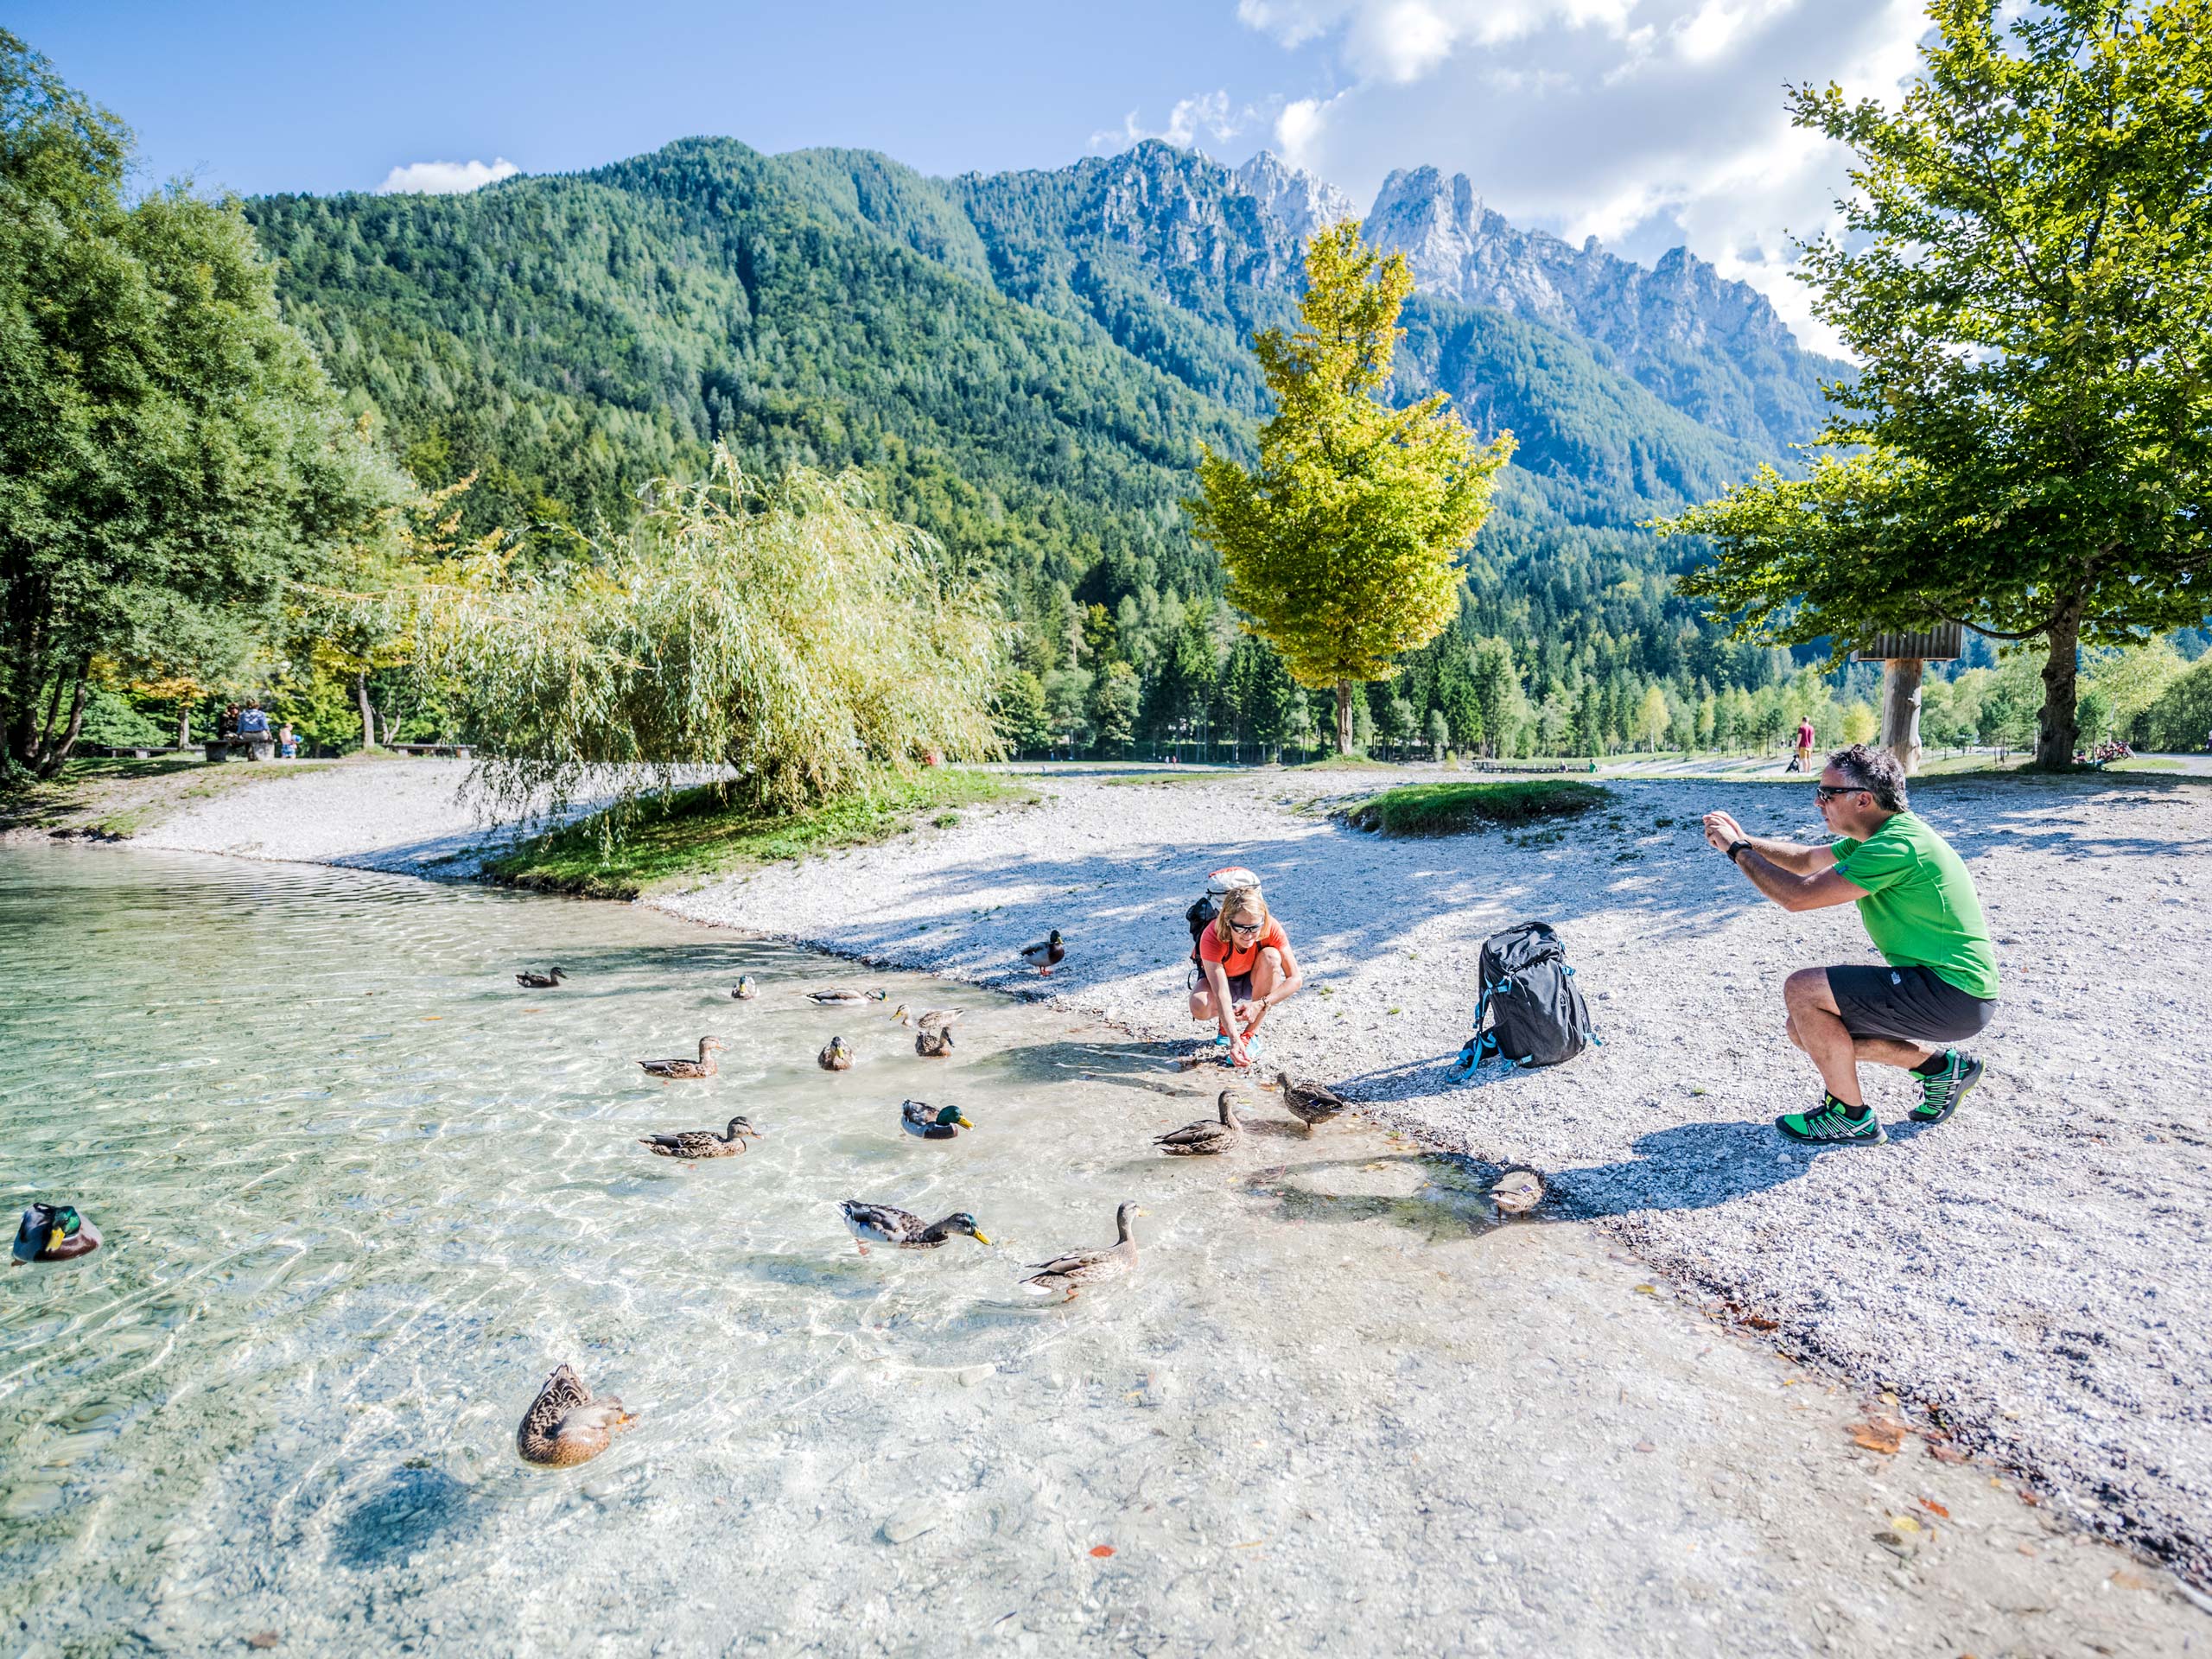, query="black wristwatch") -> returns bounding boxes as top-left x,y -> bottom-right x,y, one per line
1726,839 -> 1751,865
